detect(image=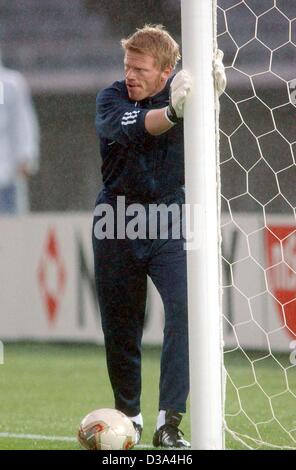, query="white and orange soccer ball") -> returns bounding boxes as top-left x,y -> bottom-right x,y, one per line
77,408 -> 136,450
